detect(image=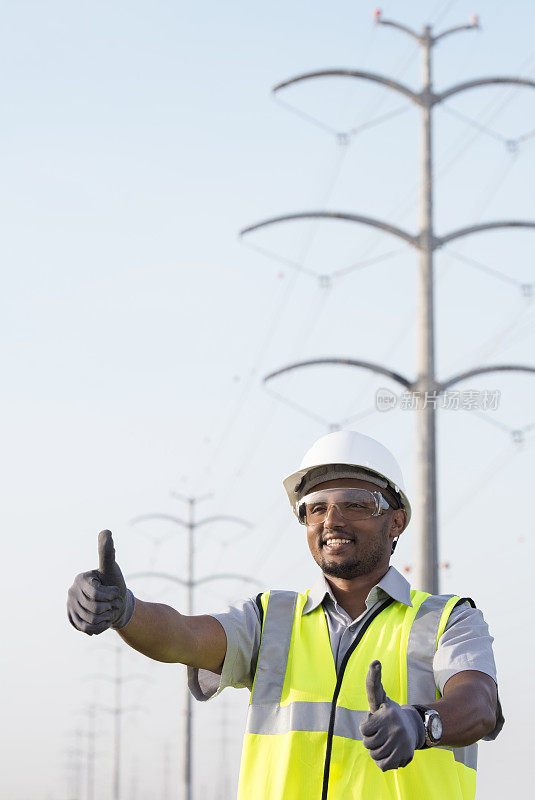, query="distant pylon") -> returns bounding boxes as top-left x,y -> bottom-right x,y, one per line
130,493 -> 258,800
